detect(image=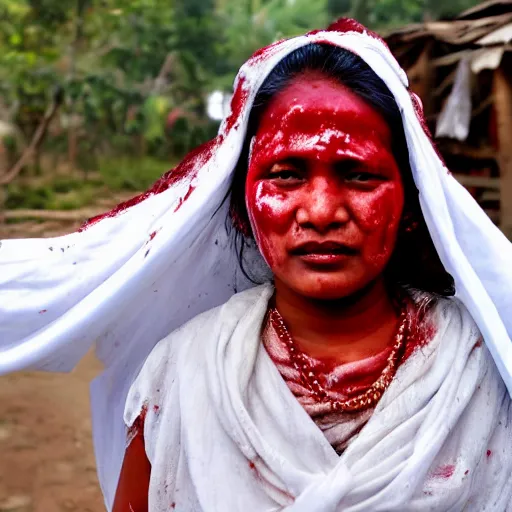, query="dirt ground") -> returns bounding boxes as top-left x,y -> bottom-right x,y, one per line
0,214 -> 126,512
0,352 -> 105,512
